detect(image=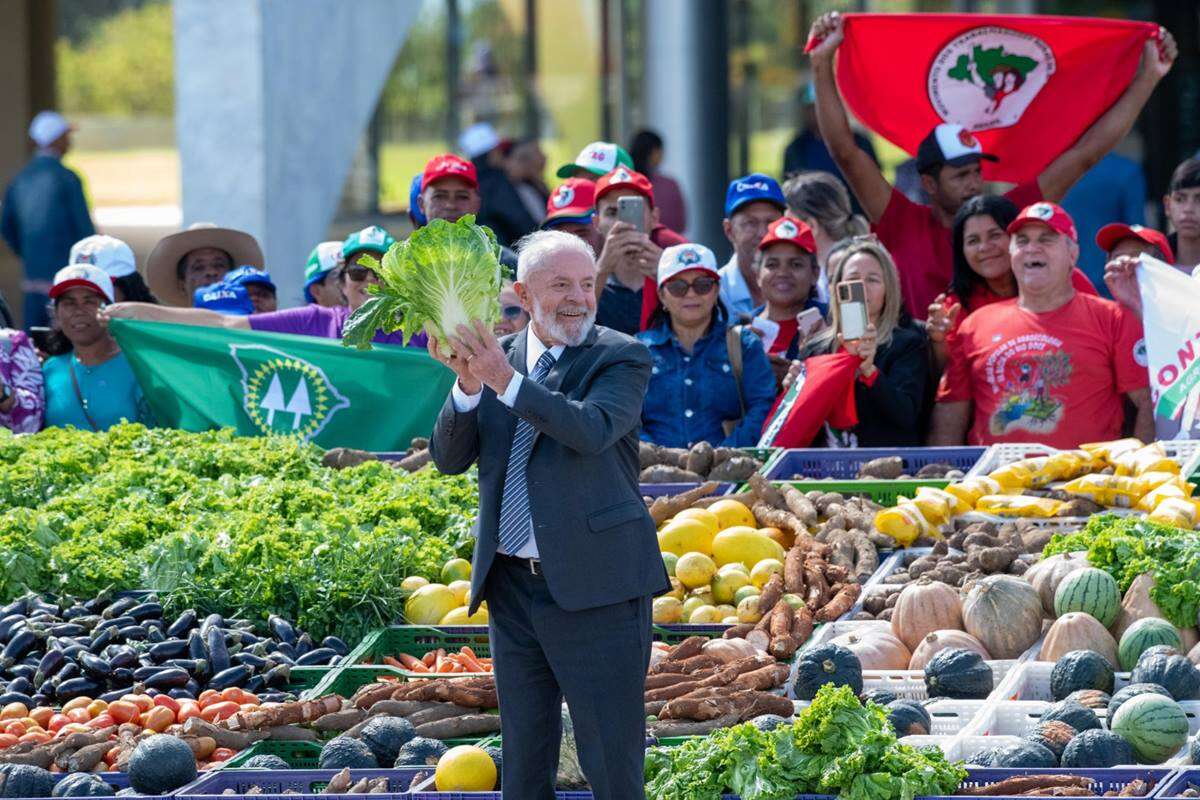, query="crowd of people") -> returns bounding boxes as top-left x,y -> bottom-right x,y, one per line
1,13 -> 1196,451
